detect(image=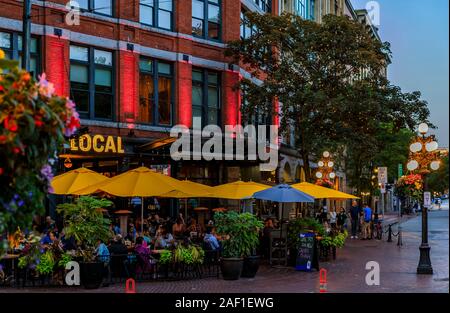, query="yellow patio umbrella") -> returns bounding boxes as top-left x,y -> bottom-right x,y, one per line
94,167 -> 190,233
159,180 -> 213,198
291,182 -> 359,200
208,180 -> 271,200
51,168 -> 110,195
159,179 -> 214,219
